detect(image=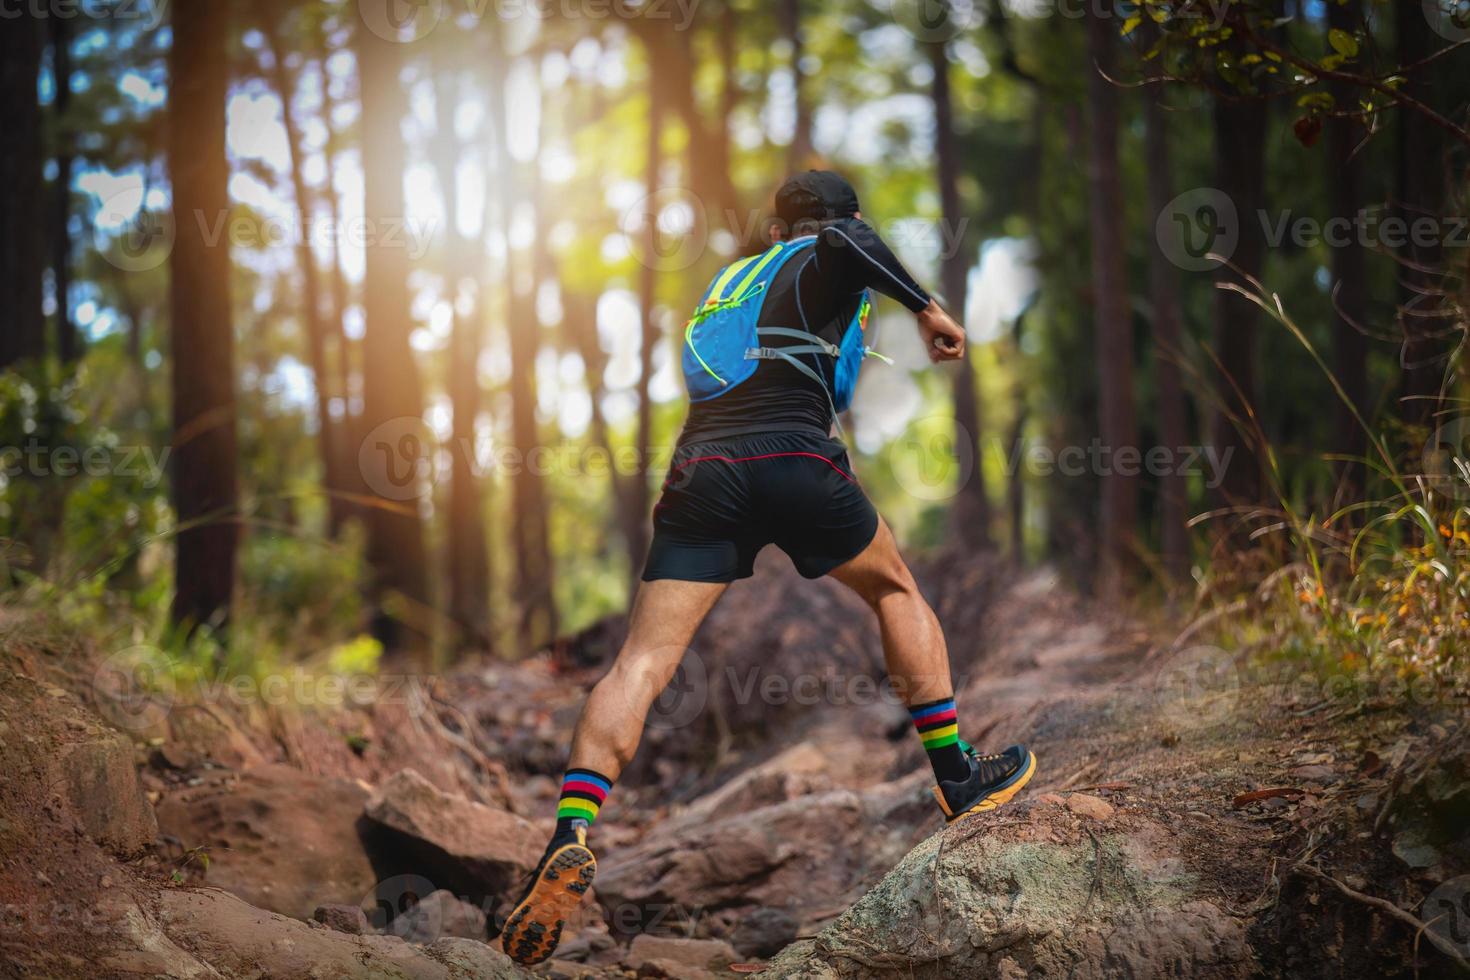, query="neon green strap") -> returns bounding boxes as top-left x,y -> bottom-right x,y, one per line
707,252 -> 760,304
728,244 -> 788,302
687,282 -> 768,329
684,319 -> 727,385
